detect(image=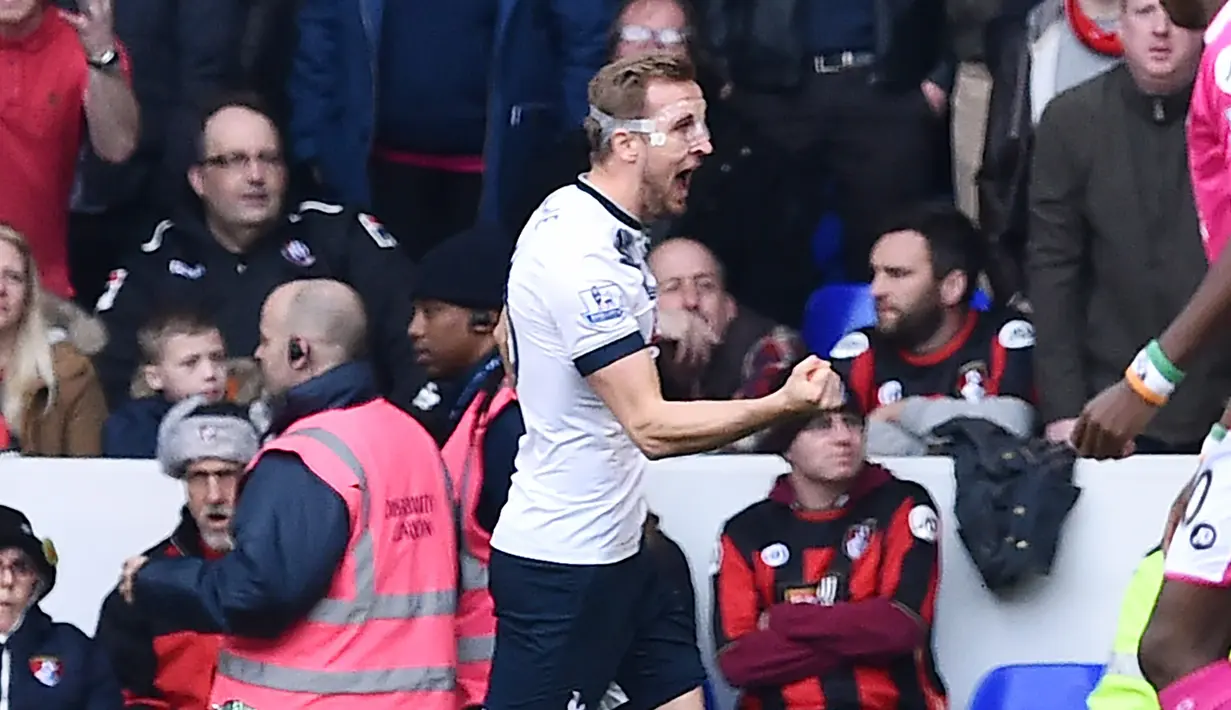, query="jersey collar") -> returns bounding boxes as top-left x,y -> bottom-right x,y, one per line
575,176 -> 644,232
